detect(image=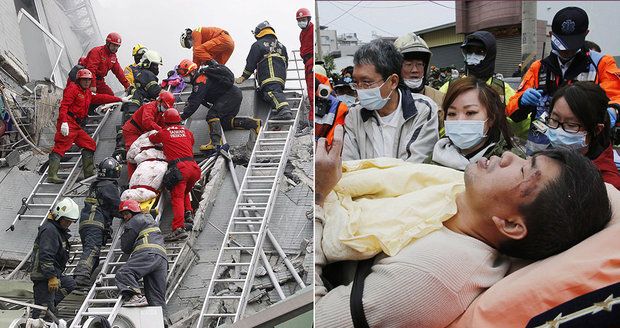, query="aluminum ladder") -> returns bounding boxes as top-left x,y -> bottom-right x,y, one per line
6,103 -> 118,279
195,50 -> 306,327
